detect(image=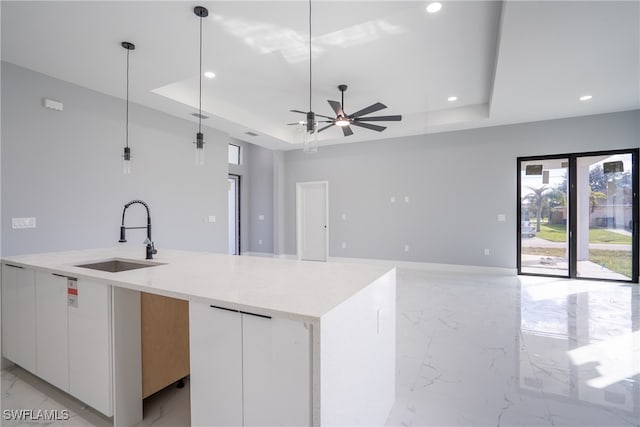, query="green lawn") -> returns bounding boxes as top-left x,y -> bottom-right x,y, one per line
532,222 -> 631,244
589,250 -> 632,279
521,247 -> 566,257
